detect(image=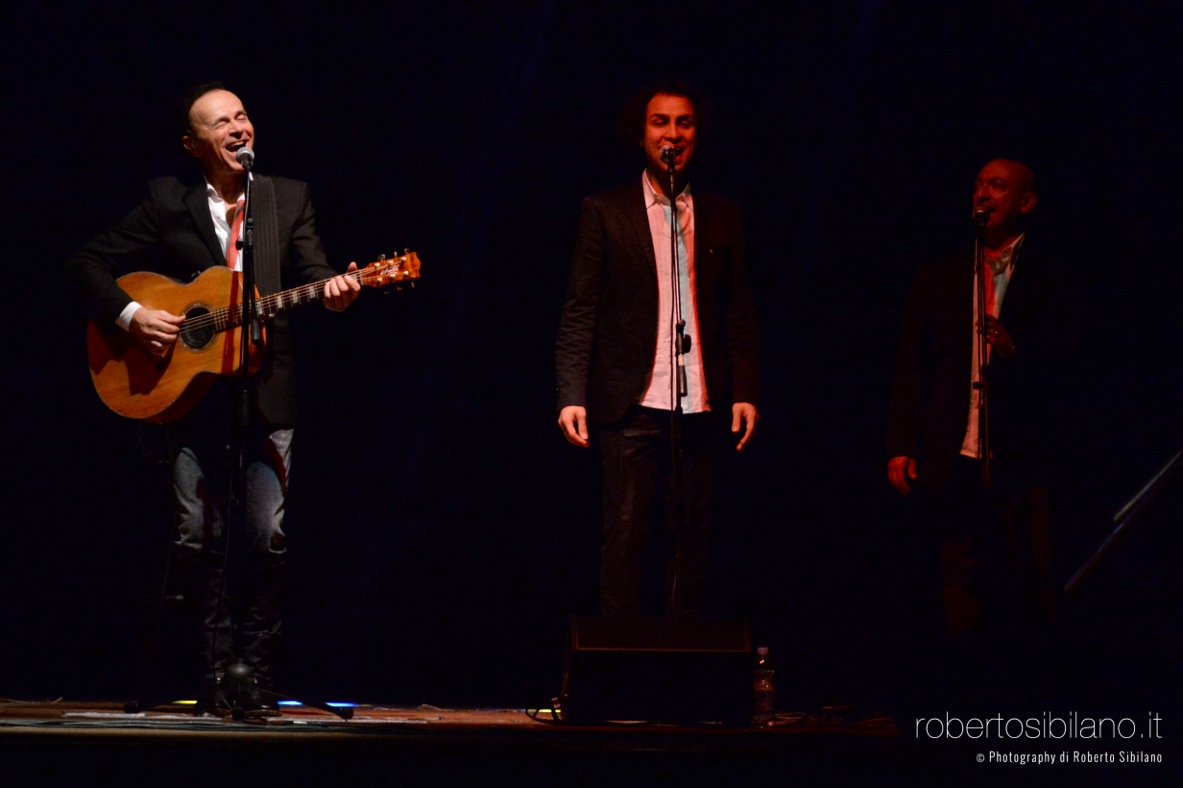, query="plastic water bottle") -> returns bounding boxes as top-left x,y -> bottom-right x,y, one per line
753,646 -> 775,725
